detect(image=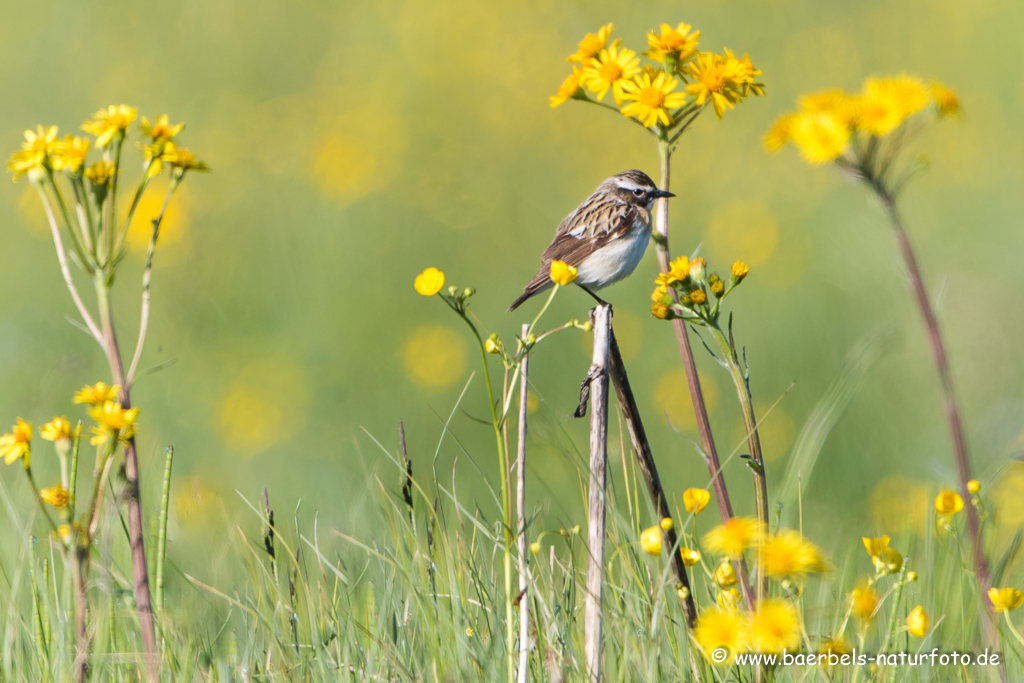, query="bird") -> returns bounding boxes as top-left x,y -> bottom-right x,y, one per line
508,169 -> 674,312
